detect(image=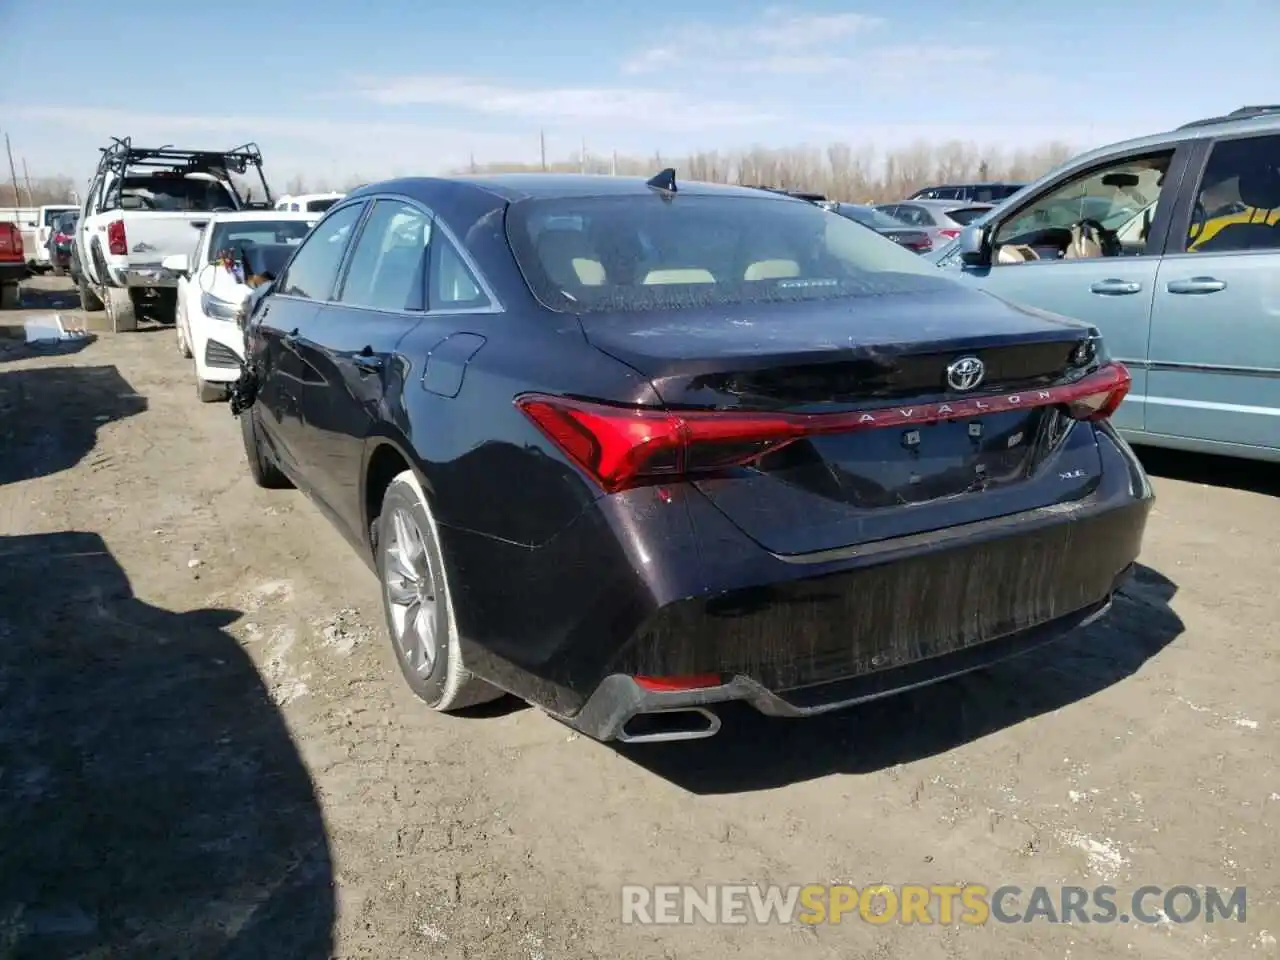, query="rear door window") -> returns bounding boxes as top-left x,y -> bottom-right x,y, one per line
1184,133 -> 1280,253
337,200 -> 430,311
